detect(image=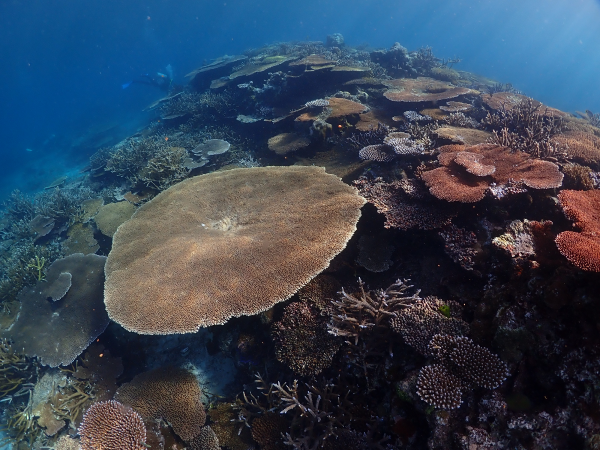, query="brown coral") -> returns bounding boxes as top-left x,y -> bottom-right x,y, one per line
187,425 -> 220,450
290,54 -> 337,68
383,77 -> 474,103
421,144 -> 563,202
271,300 -> 341,376
267,133 -> 311,155
439,101 -> 472,112
429,334 -> 509,390
421,163 -> 489,203
354,177 -> 456,230
250,413 -> 288,450
326,97 -> 368,118
114,367 -> 205,442
78,400 -> 147,450
358,144 -> 395,162
454,151 -> 496,176
104,166 -> 364,334
94,201 -> 136,237
555,189 -> 600,272
207,403 -> 254,450
390,297 -> 468,355
554,130 -> 600,168
416,364 -> 463,409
